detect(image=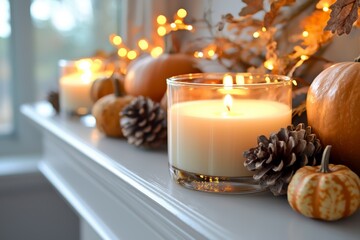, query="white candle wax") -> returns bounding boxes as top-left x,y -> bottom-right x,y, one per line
169,99 -> 291,177
60,72 -> 110,114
